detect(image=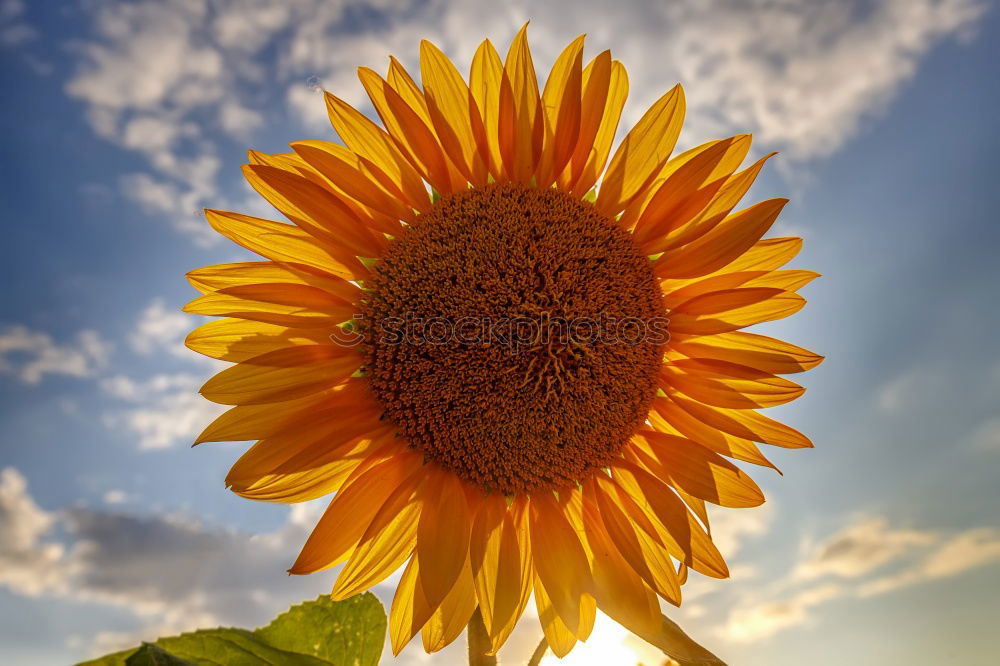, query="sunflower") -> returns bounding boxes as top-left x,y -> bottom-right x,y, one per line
186,26 -> 820,659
